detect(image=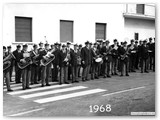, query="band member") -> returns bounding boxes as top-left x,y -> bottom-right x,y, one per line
78,44 -> 82,78
30,44 -> 39,85
37,42 -> 44,81
153,38 -> 155,72
13,44 -> 22,84
19,44 -> 32,90
81,41 -> 90,81
70,44 -> 80,83
134,41 -> 139,69
138,40 -> 143,69
140,40 -> 149,73
118,41 -> 129,76
101,40 -> 112,78
97,40 -> 103,76
59,44 -> 70,84
111,39 -> 119,75
66,41 -> 73,81
128,39 -> 136,72
91,43 -> 101,79
147,37 -> 154,70
7,46 -> 14,82
3,46 -> 13,91
39,43 -> 52,87
51,43 -> 60,82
